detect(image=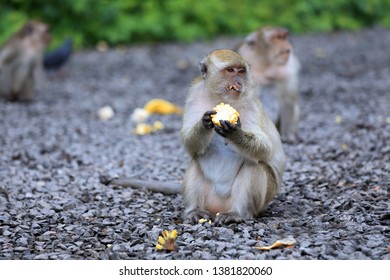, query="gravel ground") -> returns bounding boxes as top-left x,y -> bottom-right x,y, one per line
0,28 -> 389,260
